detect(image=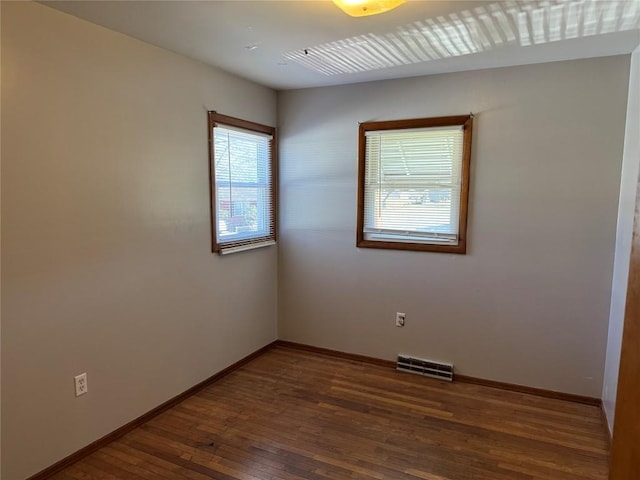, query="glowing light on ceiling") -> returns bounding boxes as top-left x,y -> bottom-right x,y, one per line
332,0 -> 406,18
